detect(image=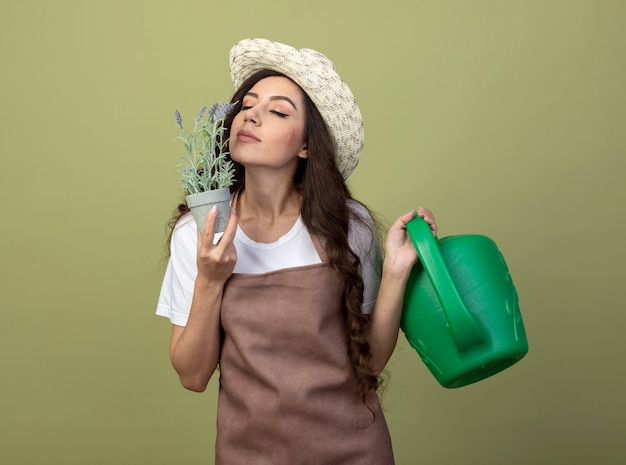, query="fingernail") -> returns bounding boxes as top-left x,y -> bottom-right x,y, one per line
210,206 -> 217,215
